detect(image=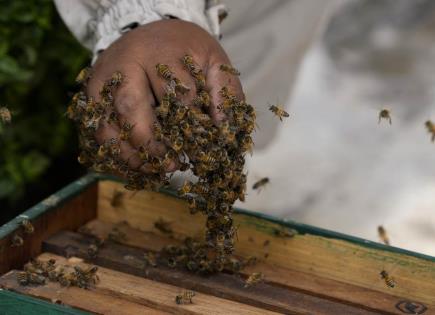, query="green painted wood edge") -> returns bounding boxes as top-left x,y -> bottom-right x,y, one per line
0,173 -> 100,240
0,289 -> 90,314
